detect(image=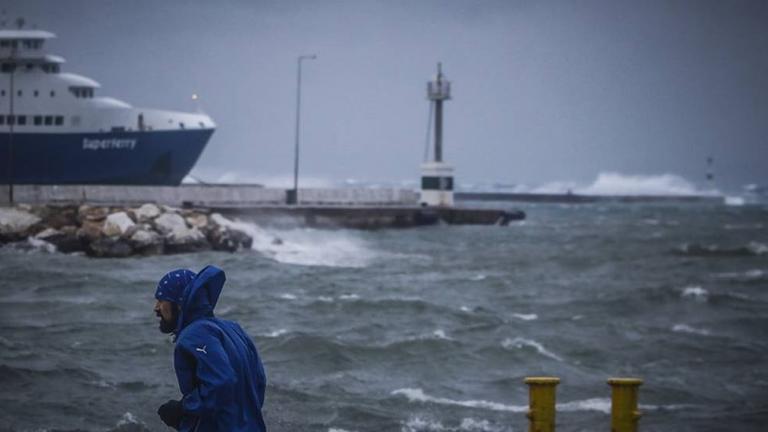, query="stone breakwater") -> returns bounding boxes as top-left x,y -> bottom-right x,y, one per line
0,204 -> 253,257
